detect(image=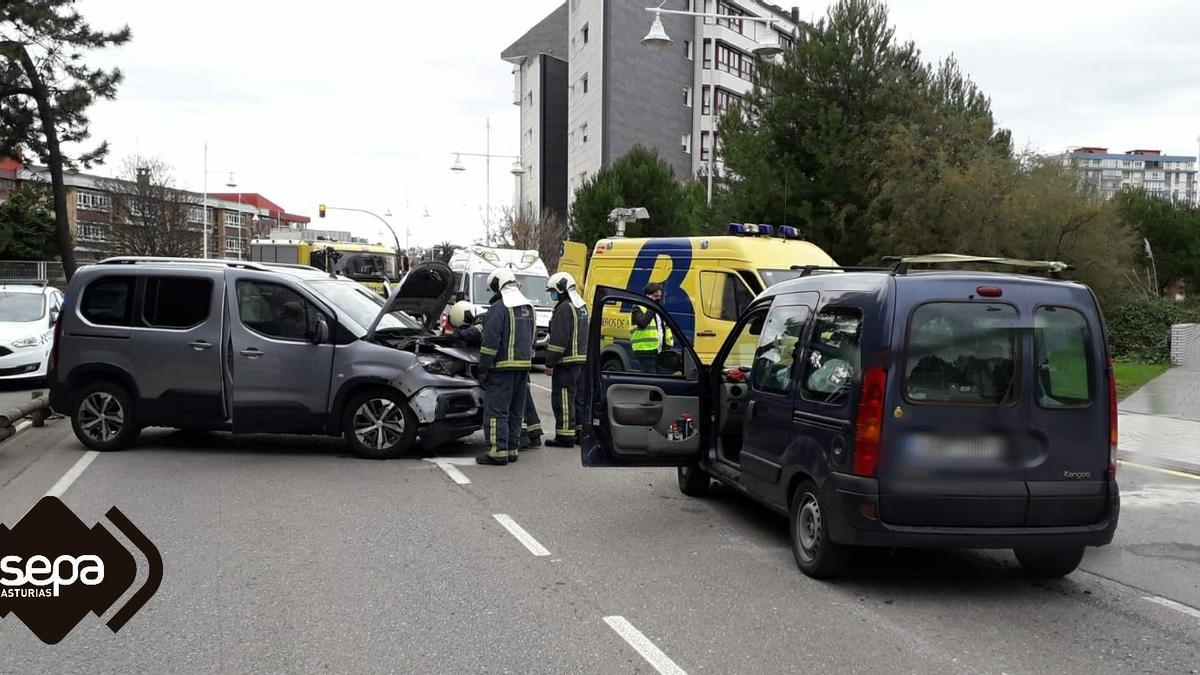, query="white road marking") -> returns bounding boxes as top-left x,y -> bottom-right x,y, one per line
1144,596 -> 1200,620
529,382 -> 552,393
1120,460 -> 1200,482
492,513 -> 551,556
427,456 -> 478,466
430,460 -> 471,485
45,451 -> 99,498
603,616 -> 687,675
